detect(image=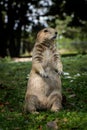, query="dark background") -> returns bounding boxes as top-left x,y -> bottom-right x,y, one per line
0,0 -> 87,57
